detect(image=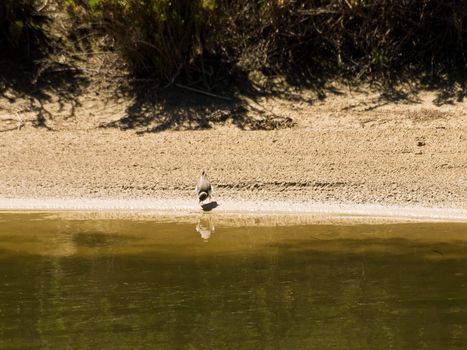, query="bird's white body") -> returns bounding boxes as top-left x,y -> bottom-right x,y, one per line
195,171 -> 212,203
